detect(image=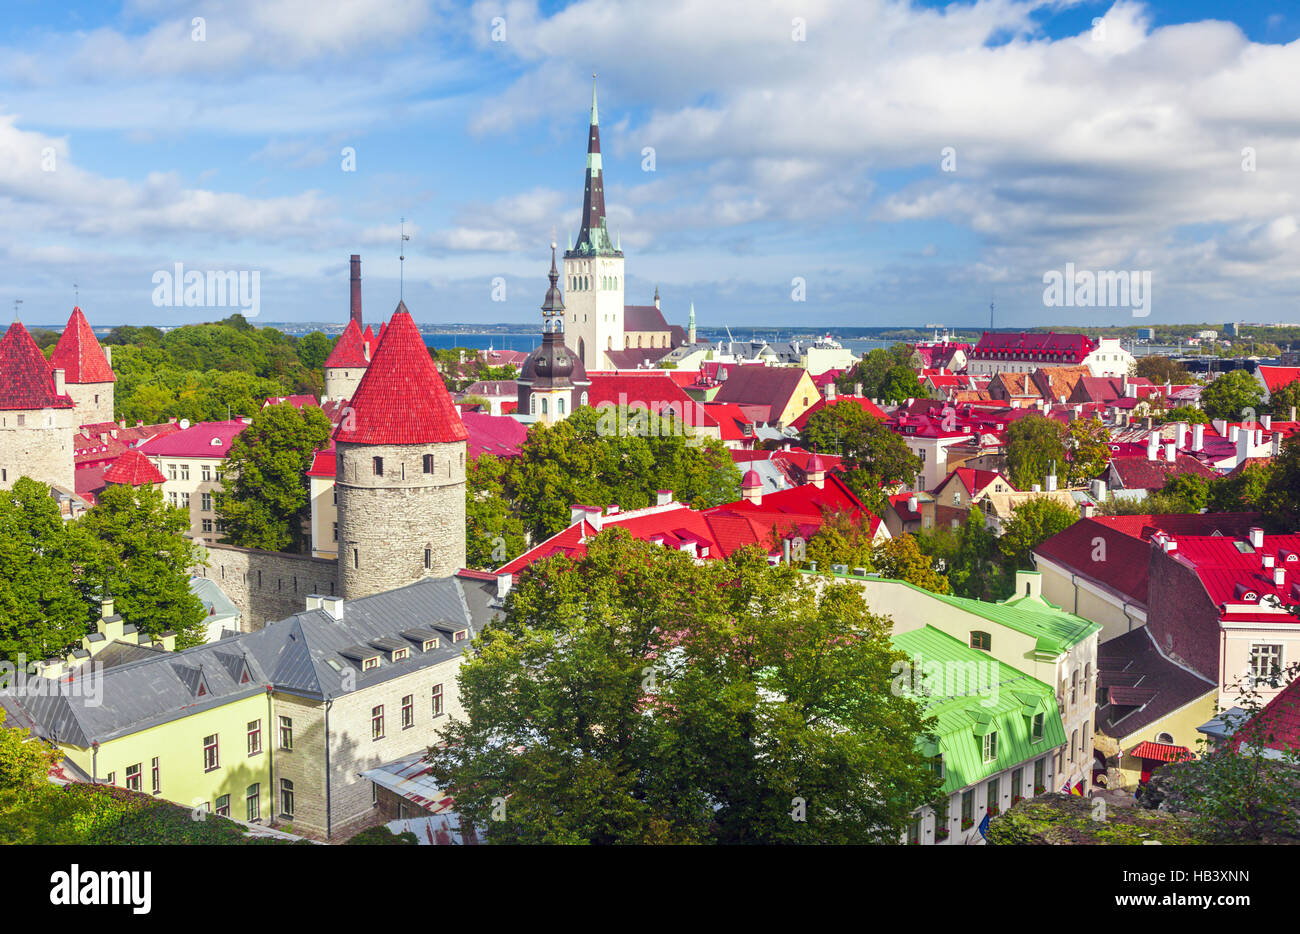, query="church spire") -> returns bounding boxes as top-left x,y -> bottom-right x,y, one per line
541,242 -> 565,333
567,73 -> 619,258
